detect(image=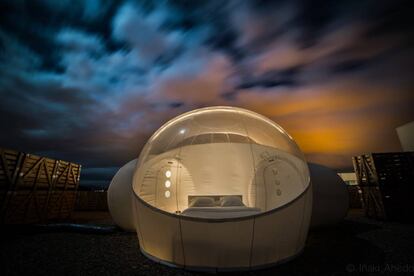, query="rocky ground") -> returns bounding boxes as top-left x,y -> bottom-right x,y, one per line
1,210 -> 414,275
